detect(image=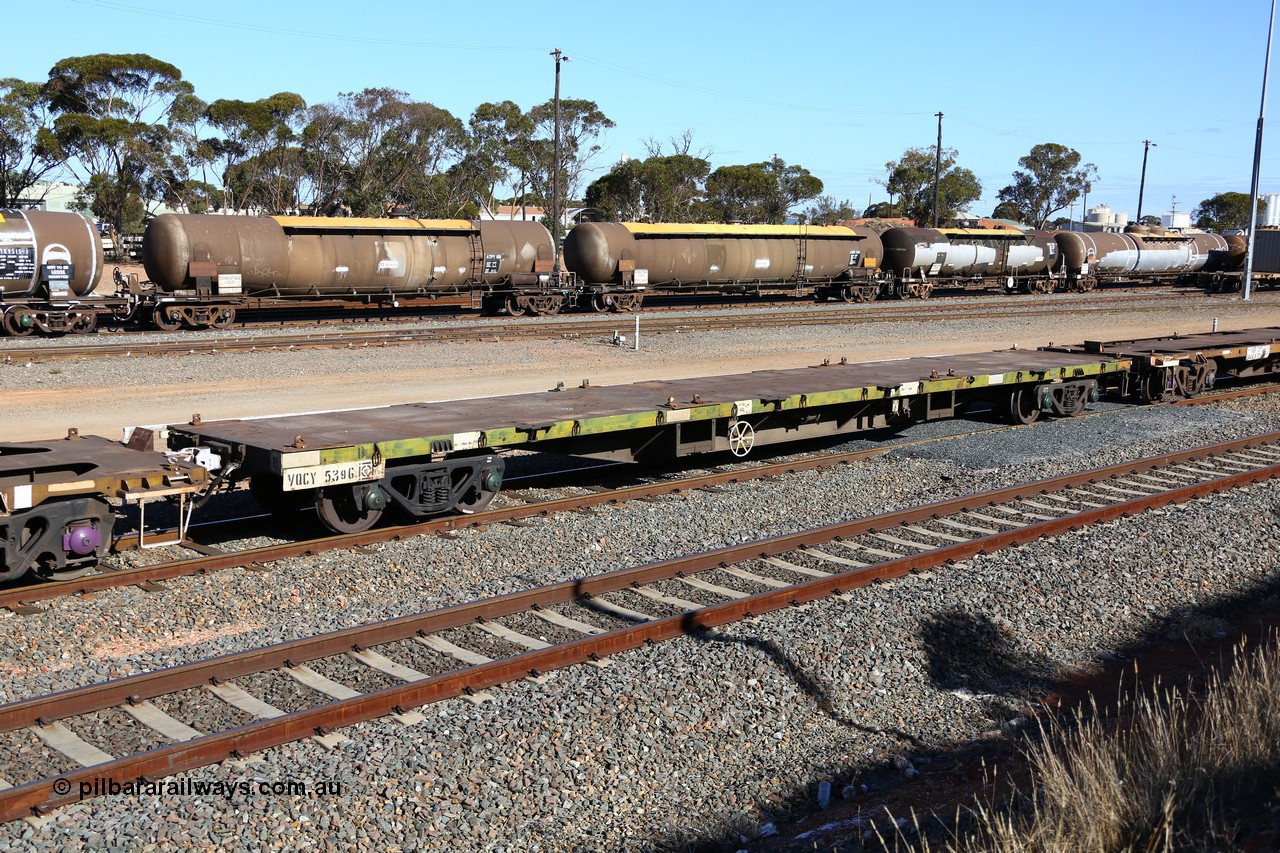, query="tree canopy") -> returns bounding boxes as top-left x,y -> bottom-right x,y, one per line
881,146 -> 981,227
1194,192 -> 1266,232
44,53 -> 193,231
995,143 -> 1097,229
